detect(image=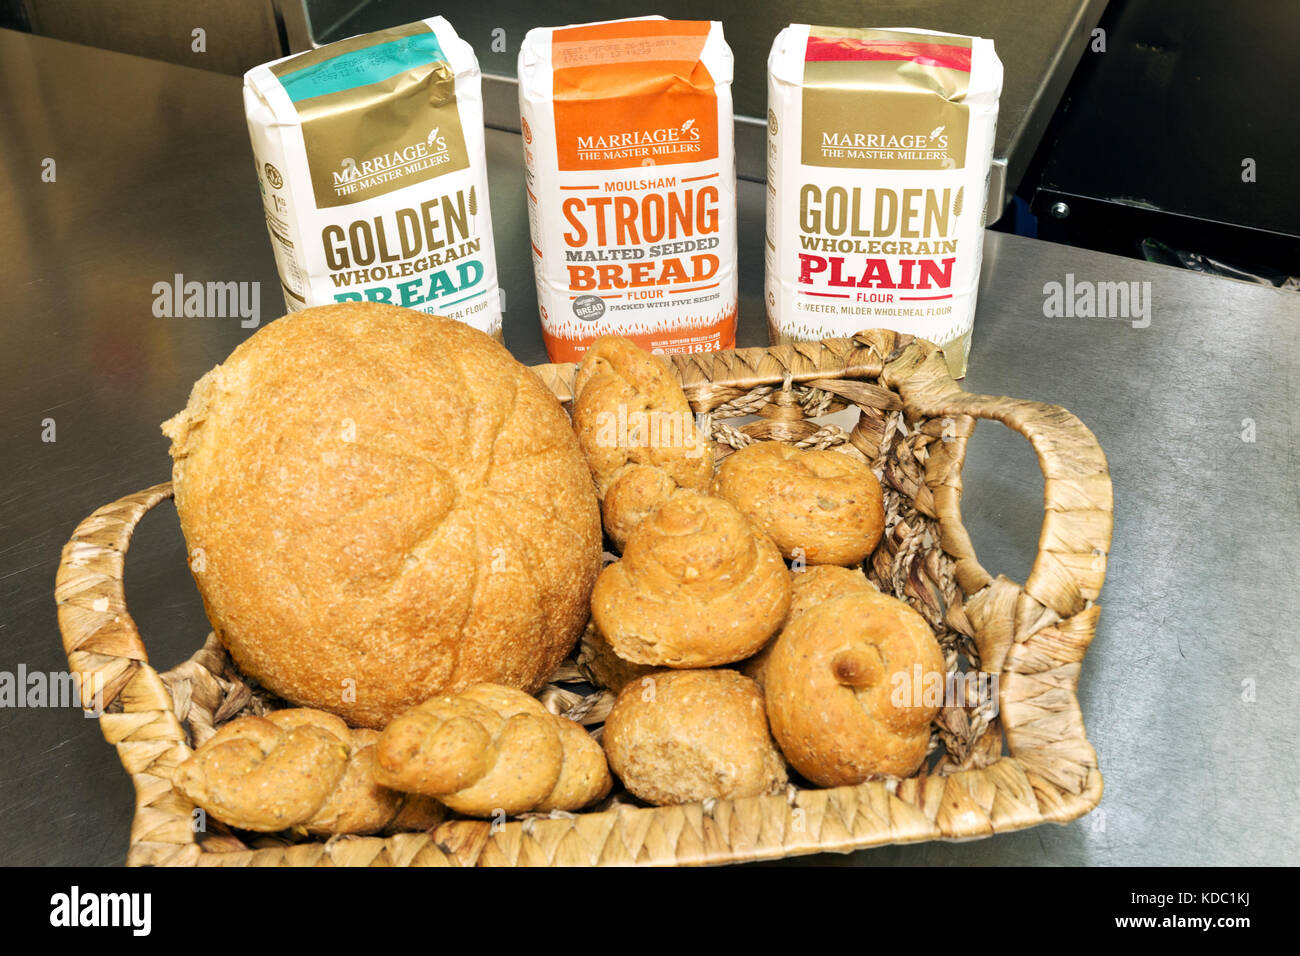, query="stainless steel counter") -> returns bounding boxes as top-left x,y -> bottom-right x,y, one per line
1,30 -> 1296,867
